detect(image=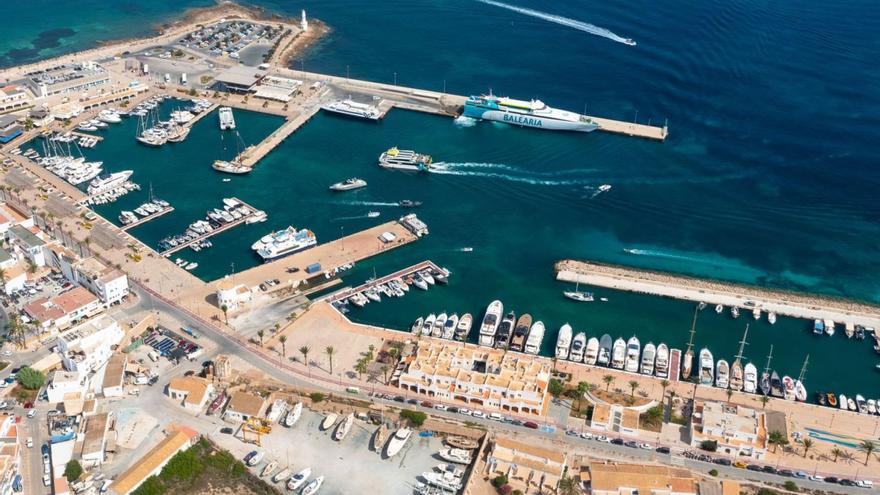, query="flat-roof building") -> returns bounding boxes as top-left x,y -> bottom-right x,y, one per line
0,85 -> 32,114
223,390 -> 266,422
80,412 -> 110,466
252,75 -> 301,102
167,376 -> 214,412
488,436 -> 567,493
101,353 -> 127,398
24,62 -> 110,98
0,115 -> 22,144
690,400 -> 768,459
585,462 -> 696,495
590,403 -> 640,435
213,66 -> 265,93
